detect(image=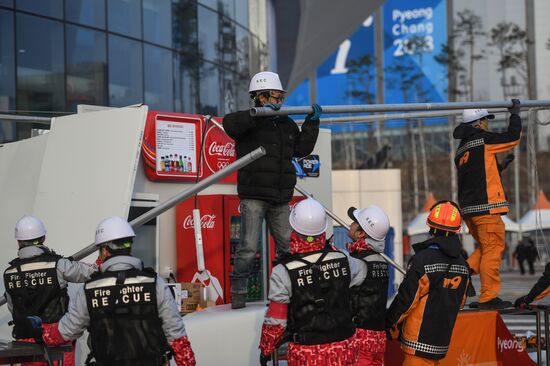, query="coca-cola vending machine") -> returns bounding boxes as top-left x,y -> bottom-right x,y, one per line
176,194 -> 305,304
176,194 -> 272,304
176,195 -> 226,304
